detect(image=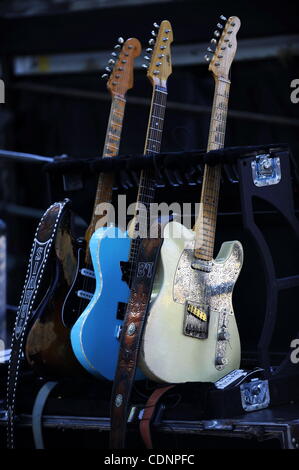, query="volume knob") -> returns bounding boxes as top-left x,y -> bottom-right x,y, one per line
216,356 -> 228,366
218,329 -> 230,341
